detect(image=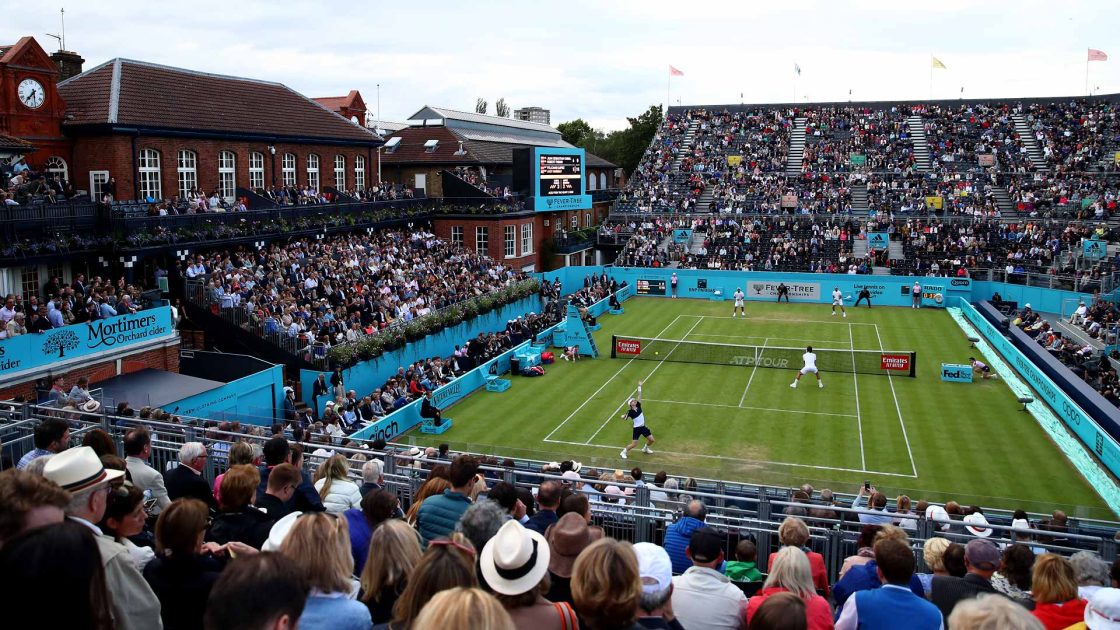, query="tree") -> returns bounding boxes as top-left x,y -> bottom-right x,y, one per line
557,119 -> 597,146
42,329 -> 80,358
475,98 -> 488,114
495,98 -> 509,118
555,104 -> 663,176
